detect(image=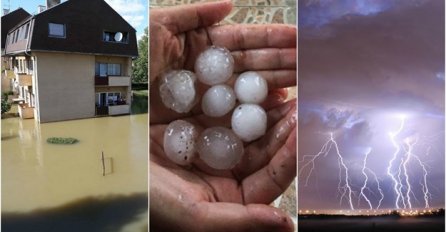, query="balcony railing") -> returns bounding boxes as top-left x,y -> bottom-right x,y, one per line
18,104 -> 34,119
18,74 -> 32,86
108,104 -> 130,115
95,76 -> 131,86
95,76 -> 109,85
109,76 -> 131,86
